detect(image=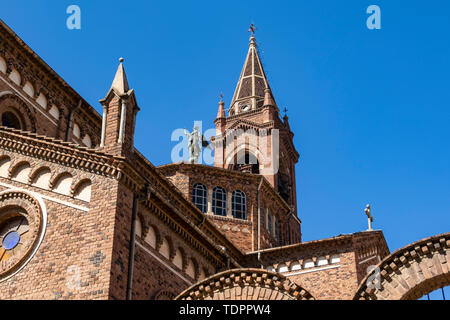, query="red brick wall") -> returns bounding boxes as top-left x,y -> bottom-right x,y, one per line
243,232 -> 389,300
0,159 -> 119,299
131,240 -> 191,300
104,182 -> 133,300
158,164 -> 294,253
286,251 -> 358,300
